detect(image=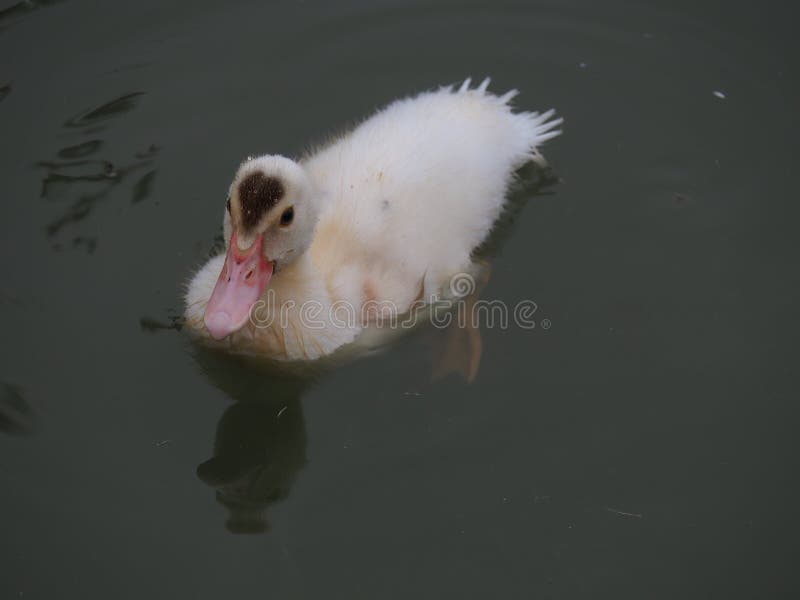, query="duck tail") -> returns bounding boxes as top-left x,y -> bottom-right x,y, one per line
523,109 -> 563,165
